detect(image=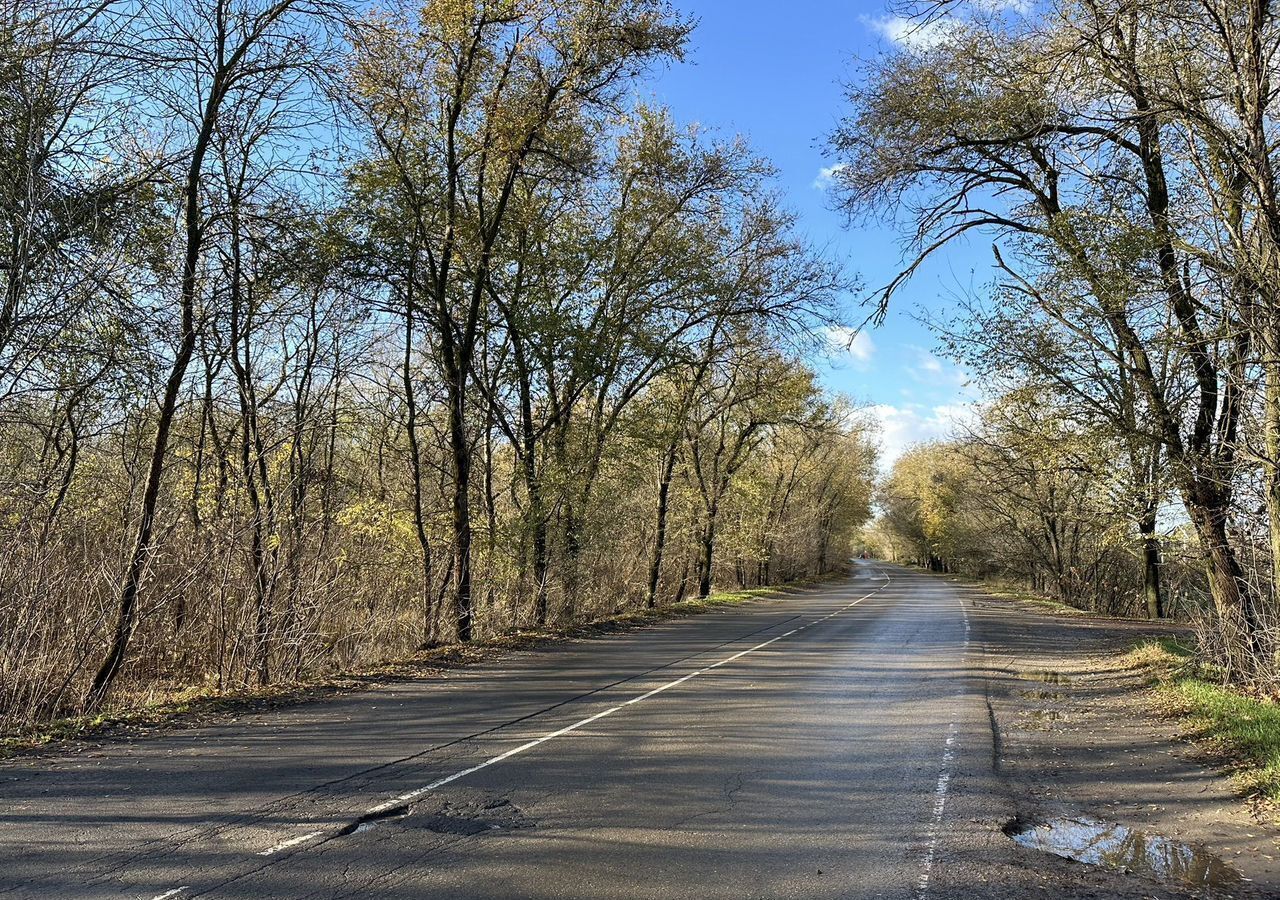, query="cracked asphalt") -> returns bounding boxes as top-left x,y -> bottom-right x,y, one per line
0,562 -> 1240,899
